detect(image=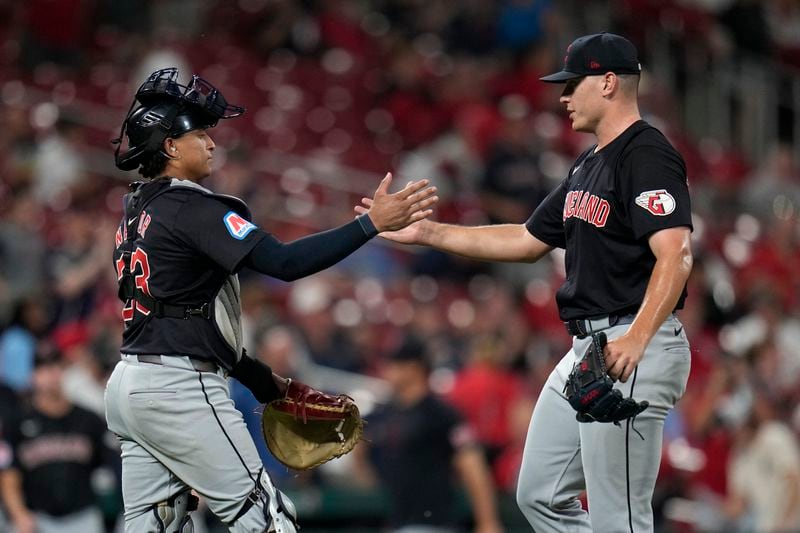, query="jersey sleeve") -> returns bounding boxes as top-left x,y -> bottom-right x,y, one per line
525,178 -> 568,249
438,401 -> 476,453
173,194 -> 267,273
621,143 -> 693,240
